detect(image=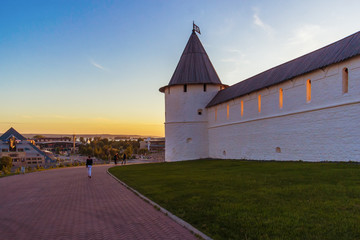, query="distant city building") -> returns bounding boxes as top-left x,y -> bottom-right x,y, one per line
34,136 -> 79,153
139,138 -> 165,152
114,137 -> 139,141
0,128 -> 56,167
